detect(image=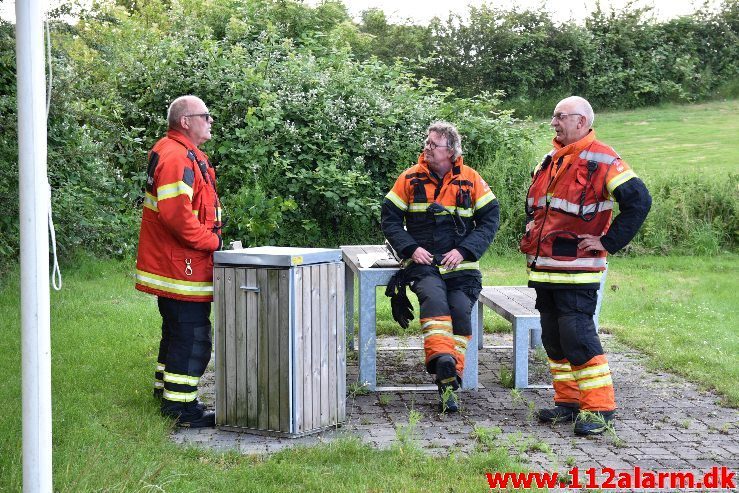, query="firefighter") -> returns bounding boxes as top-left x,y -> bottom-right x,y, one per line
521,96 -> 651,435
382,121 -> 500,412
135,95 -> 222,428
